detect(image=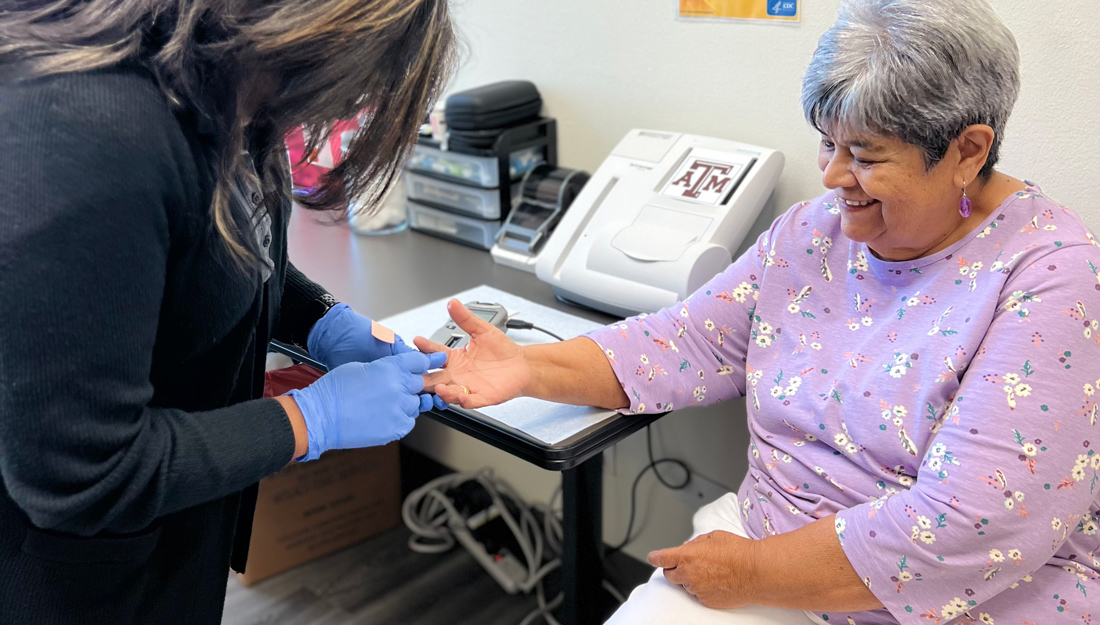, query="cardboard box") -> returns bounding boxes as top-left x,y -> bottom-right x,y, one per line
241,363 -> 401,586
238,443 -> 401,586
